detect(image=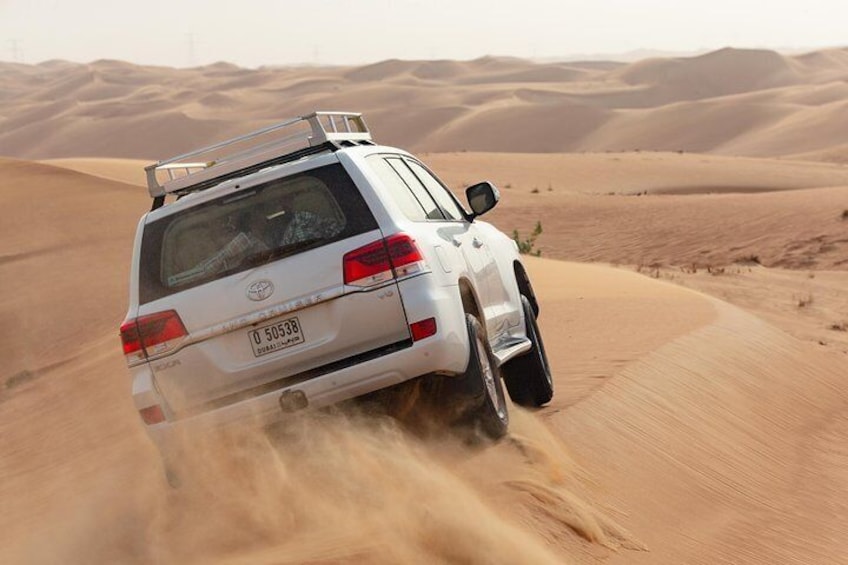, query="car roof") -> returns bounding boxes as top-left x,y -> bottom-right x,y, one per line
144,143 -> 412,223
